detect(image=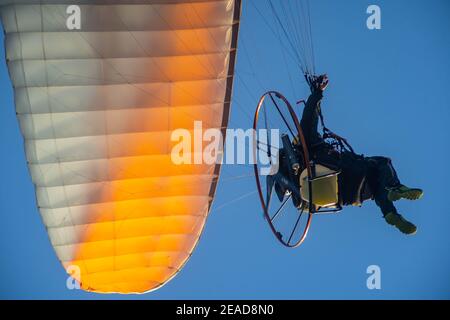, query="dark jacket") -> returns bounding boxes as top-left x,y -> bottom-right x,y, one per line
299,90 -> 372,206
